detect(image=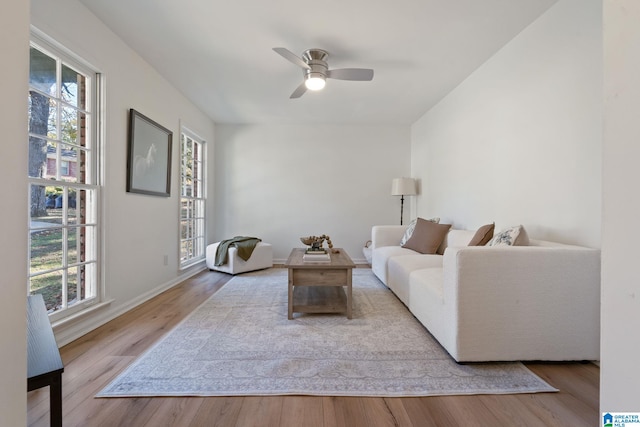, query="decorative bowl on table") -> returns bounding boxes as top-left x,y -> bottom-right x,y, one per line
300,234 -> 333,251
